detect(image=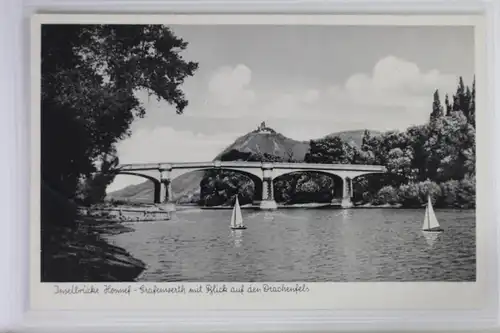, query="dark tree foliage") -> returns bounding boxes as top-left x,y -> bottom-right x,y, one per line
352,76 -> 476,208
41,24 -> 198,282
41,24 -> 198,204
430,89 -> 444,122
199,170 -> 257,206
445,94 -> 452,116
305,136 -> 358,164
